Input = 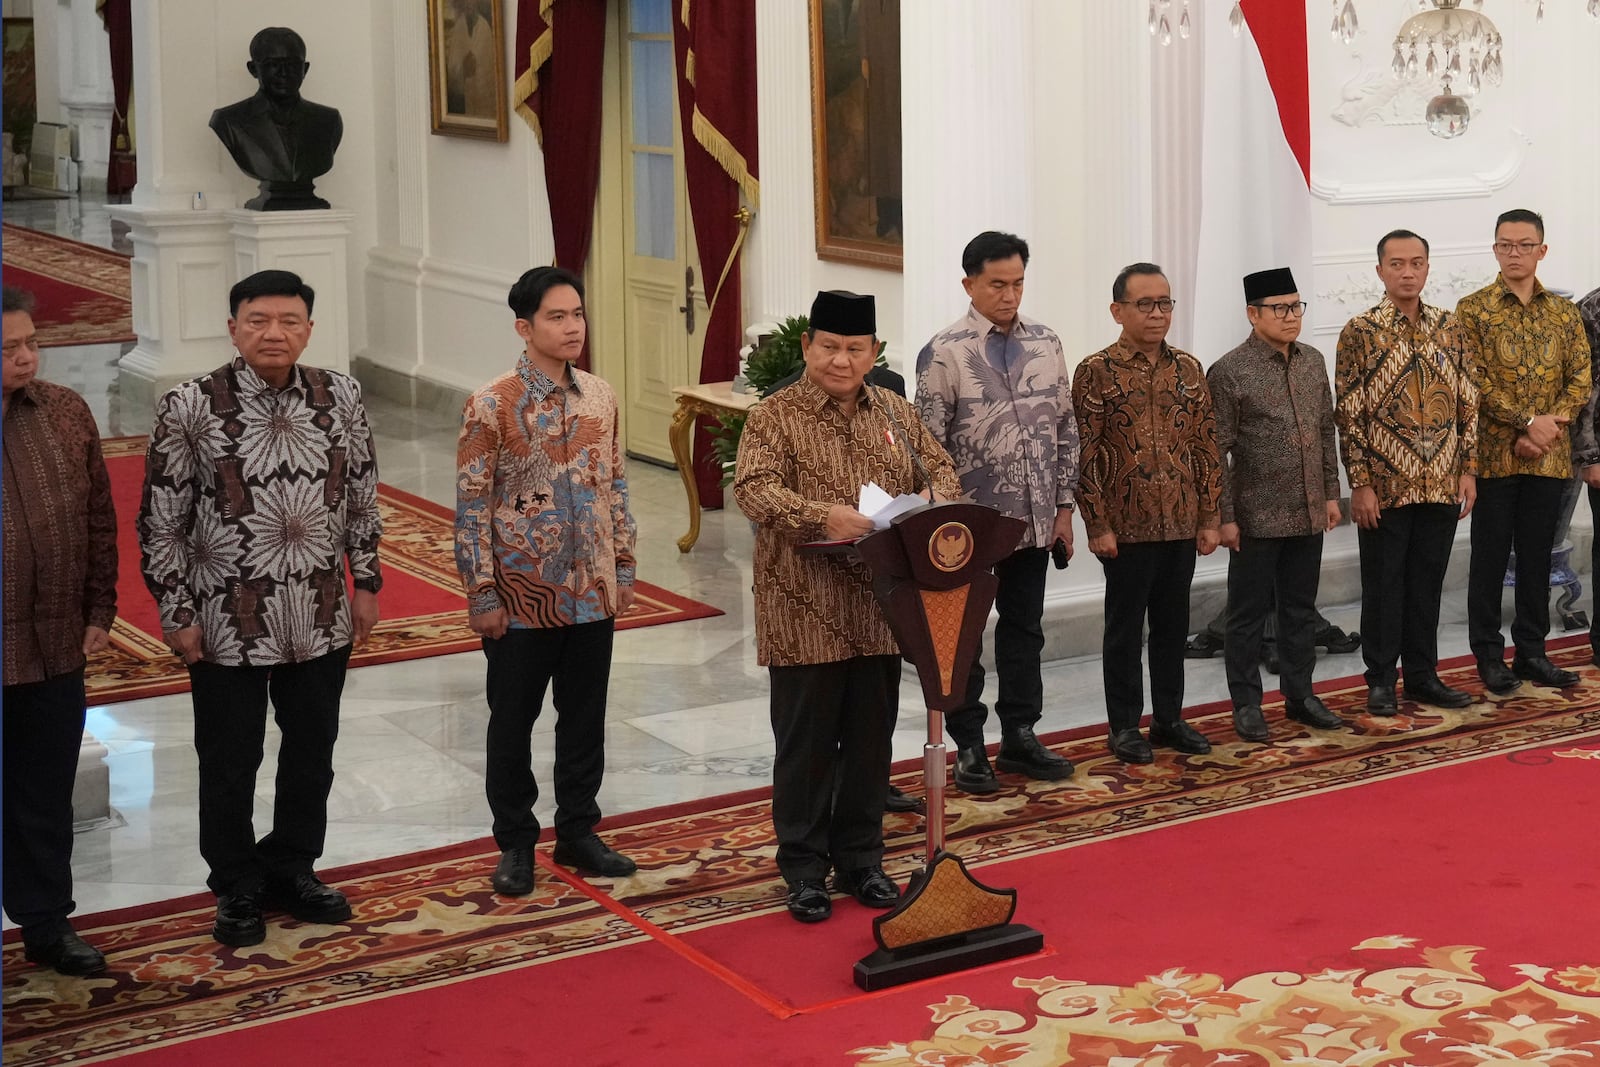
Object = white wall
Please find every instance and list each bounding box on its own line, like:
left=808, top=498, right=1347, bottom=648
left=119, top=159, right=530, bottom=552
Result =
left=1307, top=0, right=1600, bottom=346
left=745, top=0, right=906, bottom=370
left=364, top=4, right=554, bottom=395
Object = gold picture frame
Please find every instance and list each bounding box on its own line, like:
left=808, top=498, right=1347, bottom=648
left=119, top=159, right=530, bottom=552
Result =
left=427, top=0, right=509, bottom=142
left=809, top=0, right=903, bottom=270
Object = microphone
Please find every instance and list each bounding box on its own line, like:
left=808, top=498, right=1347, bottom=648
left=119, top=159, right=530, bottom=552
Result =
left=870, top=384, right=939, bottom=504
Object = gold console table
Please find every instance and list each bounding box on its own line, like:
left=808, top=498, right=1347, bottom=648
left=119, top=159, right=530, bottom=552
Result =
left=668, top=381, right=759, bottom=552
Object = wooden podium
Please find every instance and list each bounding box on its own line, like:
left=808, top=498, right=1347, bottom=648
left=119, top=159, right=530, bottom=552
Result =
left=851, top=502, right=1044, bottom=990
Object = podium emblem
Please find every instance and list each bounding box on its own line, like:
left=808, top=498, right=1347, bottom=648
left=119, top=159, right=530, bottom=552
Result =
left=928, top=522, right=974, bottom=573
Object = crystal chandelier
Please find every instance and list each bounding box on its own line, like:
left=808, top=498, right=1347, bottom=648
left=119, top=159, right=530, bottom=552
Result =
left=1393, top=0, right=1502, bottom=138
left=1328, top=0, right=1600, bottom=138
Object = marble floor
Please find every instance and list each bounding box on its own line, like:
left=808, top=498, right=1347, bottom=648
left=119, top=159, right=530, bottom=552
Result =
left=0, top=193, right=1544, bottom=924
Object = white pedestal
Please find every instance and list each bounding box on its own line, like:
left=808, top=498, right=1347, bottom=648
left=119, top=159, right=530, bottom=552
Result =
left=108, top=204, right=235, bottom=412
left=224, top=209, right=355, bottom=375
left=72, top=732, right=114, bottom=832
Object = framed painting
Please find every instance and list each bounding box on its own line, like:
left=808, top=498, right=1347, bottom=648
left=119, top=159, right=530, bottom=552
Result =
left=3, top=18, right=37, bottom=160
left=427, top=0, right=509, bottom=141
left=808, top=0, right=903, bottom=270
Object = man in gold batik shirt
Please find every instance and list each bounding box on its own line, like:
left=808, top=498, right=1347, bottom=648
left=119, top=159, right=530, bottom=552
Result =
left=1455, top=208, right=1592, bottom=696
left=734, top=290, right=962, bottom=926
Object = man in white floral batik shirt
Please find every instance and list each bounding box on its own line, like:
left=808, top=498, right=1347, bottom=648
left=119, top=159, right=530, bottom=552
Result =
left=915, top=231, right=1080, bottom=794
left=138, top=269, right=382, bottom=949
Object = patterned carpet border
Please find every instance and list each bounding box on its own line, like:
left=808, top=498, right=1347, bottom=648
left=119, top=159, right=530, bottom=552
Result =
left=4, top=641, right=1598, bottom=1065
left=0, top=223, right=136, bottom=348
left=86, top=437, right=724, bottom=705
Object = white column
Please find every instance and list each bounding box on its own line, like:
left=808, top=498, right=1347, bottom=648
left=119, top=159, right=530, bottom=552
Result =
left=901, top=1, right=1036, bottom=361
left=108, top=1, right=241, bottom=410
left=57, top=0, right=116, bottom=191
left=745, top=0, right=813, bottom=328
left=361, top=3, right=429, bottom=380
left=124, top=1, right=234, bottom=211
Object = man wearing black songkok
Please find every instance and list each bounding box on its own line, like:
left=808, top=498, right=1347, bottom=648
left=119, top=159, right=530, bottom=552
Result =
left=1208, top=268, right=1345, bottom=742
left=734, top=291, right=963, bottom=924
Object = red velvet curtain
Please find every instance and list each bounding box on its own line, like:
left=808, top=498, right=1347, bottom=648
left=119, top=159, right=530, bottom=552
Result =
left=673, top=0, right=759, bottom=508
left=514, top=0, right=607, bottom=369
left=97, top=0, right=135, bottom=195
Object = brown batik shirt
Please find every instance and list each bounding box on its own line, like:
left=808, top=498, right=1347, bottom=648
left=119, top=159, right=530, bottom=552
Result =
left=1335, top=296, right=1479, bottom=509
left=1208, top=332, right=1340, bottom=538
left=137, top=356, right=383, bottom=667
left=1071, top=338, right=1221, bottom=543
left=733, top=375, right=963, bottom=667
left=2, top=379, right=118, bottom=685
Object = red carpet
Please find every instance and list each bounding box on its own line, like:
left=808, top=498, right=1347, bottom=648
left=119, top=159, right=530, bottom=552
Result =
left=0, top=223, right=137, bottom=348
left=88, top=436, right=724, bottom=704
left=6, top=641, right=1599, bottom=1065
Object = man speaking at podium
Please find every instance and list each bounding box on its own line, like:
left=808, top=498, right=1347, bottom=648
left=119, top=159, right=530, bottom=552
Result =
left=735, top=290, right=963, bottom=925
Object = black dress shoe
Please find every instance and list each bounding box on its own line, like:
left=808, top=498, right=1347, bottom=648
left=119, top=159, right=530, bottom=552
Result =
left=1149, top=719, right=1212, bottom=754
left=491, top=848, right=535, bottom=896
left=24, top=929, right=106, bottom=976
left=1285, top=696, right=1344, bottom=730
left=995, top=726, right=1075, bottom=780
left=1513, top=656, right=1580, bottom=688
left=1231, top=704, right=1269, bottom=742
left=884, top=785, right=925, bottom=813
left=834, top=865, right=901, bottom=908
left=953, top=746, right=1000, bottom=794
left=1315, top=625, right=1362, bottom=654
left=1107, top=728, right=1154, bottom=764
left=266, top=872, right=352, bottom=923
left=786, top=880, right=832, bottom=923
left=1366, top=684, right=1399, bottom=715
left=553, top=834, right=638, bottom=877
left=1405, top=677, right=1473, bottom=708
left=1184, top=631, right=1224, bottom=658
left=213, top=889, right=266, bottom=947
left=1262, top=647, right=1281, bottom=675
left=1478, top=659, right=1523, bottom=695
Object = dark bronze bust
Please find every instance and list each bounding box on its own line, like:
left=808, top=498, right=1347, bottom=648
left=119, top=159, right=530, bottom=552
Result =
left=210, top=27, right=342, bottom=211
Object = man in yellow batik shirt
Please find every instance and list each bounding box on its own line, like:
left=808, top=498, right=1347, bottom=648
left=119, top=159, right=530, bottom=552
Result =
left=1455, top=208, right=1592, bottom=695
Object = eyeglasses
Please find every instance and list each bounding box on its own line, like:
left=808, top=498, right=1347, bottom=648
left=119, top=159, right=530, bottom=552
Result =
left=1251, top=301, right=1308, bottom=319
left=1118, top=298, right=1176, bottom=315
left=1492, top=241, right=1543, bottom=256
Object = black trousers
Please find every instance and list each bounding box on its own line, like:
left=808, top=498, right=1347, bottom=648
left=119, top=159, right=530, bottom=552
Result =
left=1224, top=532, right=1323, bottom=708
left=189, top=645, right=351, bottom=896
left=483, top=619, right=614, bottom=851
left=1591, top=485, right=1600, bottom=660
left=2, top=669, right=86, bottom=944
left=1101, top=540, right=1196, bottom=734
left=944, top=546, right=1047, bottom=749
left=1358, top=502, right=1458, bottom=688
left=768, top=655, right=898, bottom=883
left=1468, top=474, right=1566, bottom=664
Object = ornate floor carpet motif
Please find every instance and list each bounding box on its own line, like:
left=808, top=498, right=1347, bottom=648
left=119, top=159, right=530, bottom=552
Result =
left=87, top=437, right=724, bottom=704
left=0, top=223, right=137, bottom=348
left=5, top=642, right=1596, bottom=1065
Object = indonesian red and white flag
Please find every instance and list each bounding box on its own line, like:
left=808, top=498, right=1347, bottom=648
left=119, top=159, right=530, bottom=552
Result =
left=1190, top=0, right=1313, bottom=363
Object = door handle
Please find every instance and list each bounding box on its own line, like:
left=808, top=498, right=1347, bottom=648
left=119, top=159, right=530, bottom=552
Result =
left=678, top=266, right=696, bottom=334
